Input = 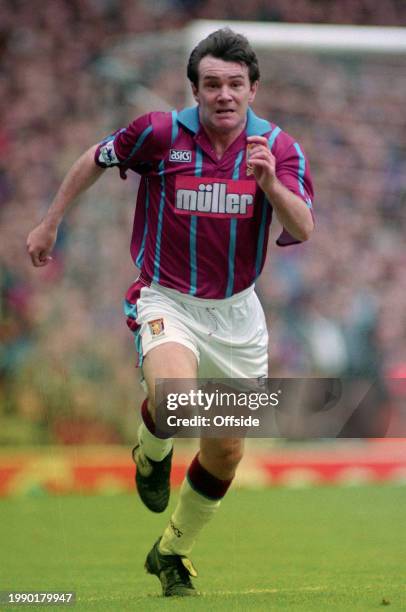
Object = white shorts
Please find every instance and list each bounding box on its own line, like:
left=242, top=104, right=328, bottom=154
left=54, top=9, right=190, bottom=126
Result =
left=125, top=280, right=268, bottom=379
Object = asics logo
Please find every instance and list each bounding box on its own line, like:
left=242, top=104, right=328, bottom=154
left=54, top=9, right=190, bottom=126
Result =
left=169, top=149, right=192, bottom=163
left=170, top=520, right=183, bottom=538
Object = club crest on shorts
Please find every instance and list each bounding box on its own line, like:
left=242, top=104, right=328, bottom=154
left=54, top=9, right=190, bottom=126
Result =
left=148, top=318, right=165, bottom=336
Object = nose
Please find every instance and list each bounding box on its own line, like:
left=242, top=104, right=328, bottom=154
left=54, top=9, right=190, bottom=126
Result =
left=217, top=85, right=233, bottom=101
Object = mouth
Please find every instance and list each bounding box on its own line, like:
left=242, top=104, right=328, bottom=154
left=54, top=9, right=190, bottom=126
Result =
left=215, top=109, right=235, bottom=116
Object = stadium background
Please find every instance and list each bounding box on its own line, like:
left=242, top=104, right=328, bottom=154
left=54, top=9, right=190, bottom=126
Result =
left=1, top=2, right=406, bottom=609
left=0, top=2, right=406, bottom=494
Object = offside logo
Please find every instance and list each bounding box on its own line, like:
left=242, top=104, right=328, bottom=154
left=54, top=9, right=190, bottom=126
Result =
left=174, top=176, right=256, bottom=219
left=169, top=149, right=192, bottom=163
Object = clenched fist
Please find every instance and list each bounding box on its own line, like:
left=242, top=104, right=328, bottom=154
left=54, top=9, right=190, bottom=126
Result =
left=26, top=222, right=57, bottom=267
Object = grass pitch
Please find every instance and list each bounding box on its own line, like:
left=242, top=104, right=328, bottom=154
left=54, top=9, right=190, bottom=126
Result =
left=0, top=485, right=405, bottom=611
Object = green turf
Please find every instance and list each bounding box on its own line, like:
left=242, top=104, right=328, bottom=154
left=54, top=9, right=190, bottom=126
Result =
left=0, top=486, right=405, bottom=610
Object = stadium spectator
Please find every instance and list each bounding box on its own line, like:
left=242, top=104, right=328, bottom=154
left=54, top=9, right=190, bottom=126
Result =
left=1, top=0, right=405, bottom=444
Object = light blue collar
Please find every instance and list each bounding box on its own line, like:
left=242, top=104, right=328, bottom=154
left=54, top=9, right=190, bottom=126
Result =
left=246, top=107, right=272, bottom=136
left=176, top=106, right=272, bottom=136
left=177, top=106, right=200, bottom=133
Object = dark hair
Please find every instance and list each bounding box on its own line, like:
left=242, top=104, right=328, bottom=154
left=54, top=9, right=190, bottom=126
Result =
left=187, top=28, right=260, bottom=87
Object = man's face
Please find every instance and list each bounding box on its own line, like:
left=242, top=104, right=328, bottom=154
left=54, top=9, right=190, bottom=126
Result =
left=192, top=55, right=258, bottom=136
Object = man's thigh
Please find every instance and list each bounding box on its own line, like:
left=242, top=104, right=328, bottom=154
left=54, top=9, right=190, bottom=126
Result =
left=142, top=342, right=198, bottom=417
left=196, top=291, right=269, bottom=379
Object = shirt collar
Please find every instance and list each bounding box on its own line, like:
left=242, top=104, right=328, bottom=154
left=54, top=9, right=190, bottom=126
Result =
left=176, top=105, right=272, bottom=136
left=246, top=107, right=272, bottom=136
left=177, top=106, right=200, bottom=133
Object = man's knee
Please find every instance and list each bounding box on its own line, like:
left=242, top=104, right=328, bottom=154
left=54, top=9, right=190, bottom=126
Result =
left=200, top=439, right=244, bottom=476
left=142, top=342, right=198, bottom=422
left=217, top=441, right=244, bottom=471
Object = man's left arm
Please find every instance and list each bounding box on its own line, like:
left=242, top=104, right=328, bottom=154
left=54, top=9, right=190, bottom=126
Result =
left=247, top=135, right=314, bottom=242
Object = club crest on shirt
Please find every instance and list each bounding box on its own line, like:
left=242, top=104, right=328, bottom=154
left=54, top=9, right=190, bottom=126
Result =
left=148, top=318, right=165, bottom=337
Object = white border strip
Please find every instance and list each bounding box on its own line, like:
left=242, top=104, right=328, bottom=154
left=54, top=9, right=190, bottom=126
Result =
left=186, top=20, right=406, bottom=54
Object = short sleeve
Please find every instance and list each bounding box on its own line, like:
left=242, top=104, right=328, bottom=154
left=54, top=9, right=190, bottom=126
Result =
left=275, top=141, right=314, bottom=247
left=94, top=112, right=172, bottom=176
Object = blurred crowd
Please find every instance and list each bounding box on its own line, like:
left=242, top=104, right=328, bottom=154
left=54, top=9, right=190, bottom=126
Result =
left=0, top=0, right=405, bottom=443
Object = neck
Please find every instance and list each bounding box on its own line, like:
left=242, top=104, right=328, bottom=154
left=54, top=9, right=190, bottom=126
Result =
left=205, top=128, right=243, bottom=159
left=201, top=121, right=246, bottom=159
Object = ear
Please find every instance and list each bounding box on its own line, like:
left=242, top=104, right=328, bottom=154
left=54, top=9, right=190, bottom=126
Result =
left=248, top=81, right=259, bottom=104
left=191, top=83, right=199, bottom=103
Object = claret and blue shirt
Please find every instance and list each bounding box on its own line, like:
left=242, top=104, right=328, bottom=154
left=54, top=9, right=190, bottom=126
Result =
left=95, top=106, right=314, bottom=323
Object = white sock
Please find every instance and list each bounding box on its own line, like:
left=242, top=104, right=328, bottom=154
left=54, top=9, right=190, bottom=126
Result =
left=159, top=477, right=221, bottom=557
left=138, top=422, right=173, bottom=462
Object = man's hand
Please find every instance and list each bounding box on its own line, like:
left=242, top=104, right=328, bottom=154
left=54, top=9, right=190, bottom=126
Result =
left=247, top=136, right=314, bottom=242
left=26, top=221, right=58, bottom=267
left=26, top=144, right=104, bottom=268
left=246, top=135, right=277, bottom=193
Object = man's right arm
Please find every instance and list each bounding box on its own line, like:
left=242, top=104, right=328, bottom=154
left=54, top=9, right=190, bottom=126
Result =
left=27, top=144, right=105, bottom=267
